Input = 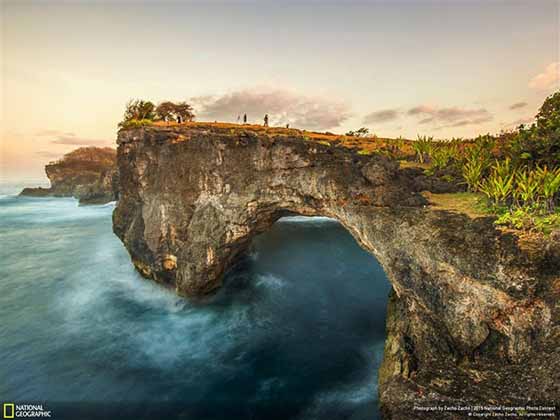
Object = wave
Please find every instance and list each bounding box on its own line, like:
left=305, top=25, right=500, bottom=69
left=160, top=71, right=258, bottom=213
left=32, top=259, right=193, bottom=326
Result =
left=255, top=273, right=286, bottom=290
left=298, top=341, right=385, bottom=420
left=99, top=200, right=117, bottom=208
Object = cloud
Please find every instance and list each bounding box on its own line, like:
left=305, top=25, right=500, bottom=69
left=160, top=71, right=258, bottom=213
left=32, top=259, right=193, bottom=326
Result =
left=448, top=116, right=493, bottom=127
left=529, top=62, right=559, bottom=90
left=50, top=133, right=110, bottom=146
left=35, top=129, right=75, bottom=137
left=407, top=105, right=435, bottom=116
left=418, top=117, right=434, bottom=125
left=362, top=109, right=399, bottom=124
left=509, top=102, right=527, bottom=110
left=191, top=88, right=351, bottom=130
left=407, top=104, right=492, bottom=128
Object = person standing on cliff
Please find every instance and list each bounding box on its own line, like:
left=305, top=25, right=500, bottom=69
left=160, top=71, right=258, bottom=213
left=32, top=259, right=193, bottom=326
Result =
left=264, top=114, right=269, bottom=127
left=243, top=114, right=247, bottom=124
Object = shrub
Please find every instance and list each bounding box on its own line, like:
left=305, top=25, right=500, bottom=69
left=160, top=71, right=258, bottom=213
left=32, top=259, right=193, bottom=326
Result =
left=118, top=119, right=154, bottom=129
left=119, top=99, right=156, bottom=127
left=508, top=91, right=560, bottom=166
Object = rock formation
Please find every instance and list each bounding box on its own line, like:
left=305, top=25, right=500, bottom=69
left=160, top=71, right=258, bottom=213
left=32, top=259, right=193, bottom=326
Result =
left=113, top=124, right=559, bottom=418
left=20, top=147, right=118, bottom=204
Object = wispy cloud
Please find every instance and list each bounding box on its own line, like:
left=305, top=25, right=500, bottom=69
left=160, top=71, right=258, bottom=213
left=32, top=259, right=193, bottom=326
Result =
left=407, top=104, right=492, bottom=128
left=362, top=109, right=399, bottom=124
left=407, top=105, right=435, bottom=116
left=47, top=133, right=110, bottom=146
left=191, top=88, right=351, bottom=130
left=35, top=129, right=76, bottom=137
left=509, top=102, right=527, bottom=110
left=529, top=62, right=559, bottom=90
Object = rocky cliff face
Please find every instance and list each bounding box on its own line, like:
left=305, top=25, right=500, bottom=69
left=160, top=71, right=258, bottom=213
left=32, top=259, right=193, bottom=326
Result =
left=113, top=124, right=559, bottom=418
left=20, top=147, right=118, bottom=204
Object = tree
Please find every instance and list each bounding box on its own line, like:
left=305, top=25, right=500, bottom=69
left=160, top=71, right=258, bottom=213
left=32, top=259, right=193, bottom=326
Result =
left=536, top=90, right=560, bottom=129
left=155, top=101, right=195, bottom=123
left=155, top=101, right=176, bottom=122
left=120, top=99, right=156, bottom=127
left=173, top=102, right=195, bottom=122
left=511, top=90, right=560, bottom=166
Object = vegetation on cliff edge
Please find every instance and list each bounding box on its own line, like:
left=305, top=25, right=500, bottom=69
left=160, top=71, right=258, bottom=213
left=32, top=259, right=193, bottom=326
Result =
left=116, top=92, right=559, bottom=232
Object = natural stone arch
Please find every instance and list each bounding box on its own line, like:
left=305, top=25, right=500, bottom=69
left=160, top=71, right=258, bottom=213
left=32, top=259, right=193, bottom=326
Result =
left=113, top=125, right=558, bottom=417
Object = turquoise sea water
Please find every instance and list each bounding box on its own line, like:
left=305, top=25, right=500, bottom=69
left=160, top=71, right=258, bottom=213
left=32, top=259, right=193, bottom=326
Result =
left=0, top=182, right=390, bottom=420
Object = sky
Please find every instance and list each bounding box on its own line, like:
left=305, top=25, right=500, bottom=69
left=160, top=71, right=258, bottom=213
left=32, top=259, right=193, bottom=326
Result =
left=1, top=0, right=559, bottom=180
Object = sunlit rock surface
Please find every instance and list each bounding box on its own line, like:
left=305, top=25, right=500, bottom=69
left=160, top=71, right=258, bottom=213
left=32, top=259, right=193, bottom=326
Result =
left=113, top=124, right=559, bottom=418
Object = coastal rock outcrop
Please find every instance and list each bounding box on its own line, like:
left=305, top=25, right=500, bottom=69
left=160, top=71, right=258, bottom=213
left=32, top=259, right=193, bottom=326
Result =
left=113, top=124, right=559, bottom=418
left=20, top=147, right=118, bottom=204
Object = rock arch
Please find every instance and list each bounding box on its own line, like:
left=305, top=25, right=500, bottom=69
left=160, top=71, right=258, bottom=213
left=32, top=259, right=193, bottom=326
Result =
left=113, top=124, right=558, bottom=416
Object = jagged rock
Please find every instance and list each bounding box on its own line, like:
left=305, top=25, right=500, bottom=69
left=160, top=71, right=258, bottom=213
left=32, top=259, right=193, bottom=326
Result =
left=113, top=124, right=559, bottom=418
left=20, top=147, right=118, bottom=204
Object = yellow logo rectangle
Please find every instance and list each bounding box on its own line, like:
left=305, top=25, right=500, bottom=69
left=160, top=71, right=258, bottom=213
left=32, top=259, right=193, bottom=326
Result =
left=3, top=403, right=14, bottom=419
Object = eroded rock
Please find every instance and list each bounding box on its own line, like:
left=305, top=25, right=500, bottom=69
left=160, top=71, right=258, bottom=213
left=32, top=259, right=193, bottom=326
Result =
left=113, top=124, right=559, bottom=417
left=20, top=147, right=118, bottom=204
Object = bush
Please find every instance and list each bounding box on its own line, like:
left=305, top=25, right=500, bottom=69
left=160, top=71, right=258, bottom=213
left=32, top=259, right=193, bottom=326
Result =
left=118, top=119, right=154, bottom=129
left=508, top=91, right=560, bottom=166
left=119, top=99, right=156, bottom=128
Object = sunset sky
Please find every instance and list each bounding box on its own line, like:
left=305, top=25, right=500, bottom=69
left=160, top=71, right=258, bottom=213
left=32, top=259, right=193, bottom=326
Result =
left=1, top=0, right=559, bottom=180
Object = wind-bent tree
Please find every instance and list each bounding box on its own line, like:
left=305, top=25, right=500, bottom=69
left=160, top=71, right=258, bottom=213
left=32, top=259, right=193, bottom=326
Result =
left=155, top=101, right=196, bottom=123
left=173, top=102, right=195, bottom=122
left=119, top=99, right=156, bottom=127
left=155, top=101, right=176, bottom=122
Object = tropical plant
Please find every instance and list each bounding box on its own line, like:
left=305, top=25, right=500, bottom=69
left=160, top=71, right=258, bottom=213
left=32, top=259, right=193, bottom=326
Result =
left=535, top=166, right=560, bottom=211
left=413, top=135, right=433, bottom=164
left=479, top=161, right=514, bottom=206
left=462, top=155, right=487, bottom=192
left=429, top=143, right=454, bottom=171
left=515, top=169, right=540, bottom=206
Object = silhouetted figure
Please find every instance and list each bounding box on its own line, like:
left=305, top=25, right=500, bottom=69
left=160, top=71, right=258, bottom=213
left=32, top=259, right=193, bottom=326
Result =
left=177, top=115, right=182, bottom=123
left=264, top=114, right=269, bottom=127
left=243, top=114, right=247, bottom=124
left=286, top=123, right=289, bottom=128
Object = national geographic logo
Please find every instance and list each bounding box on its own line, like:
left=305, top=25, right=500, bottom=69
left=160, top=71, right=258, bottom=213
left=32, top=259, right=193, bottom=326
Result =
left=3, top=404, right=13, bottom=419
left=2, top=403, right=51, bottom=418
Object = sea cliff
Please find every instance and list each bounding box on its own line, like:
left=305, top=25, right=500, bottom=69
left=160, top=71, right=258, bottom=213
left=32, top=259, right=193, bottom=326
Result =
left=113, top=123, right=559, bottom=418
left=20, top=147, right=118, bottom=204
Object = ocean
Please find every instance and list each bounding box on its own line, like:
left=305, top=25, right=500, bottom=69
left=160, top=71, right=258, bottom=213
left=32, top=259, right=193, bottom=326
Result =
left=0, top=182, right=390, bottom=420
